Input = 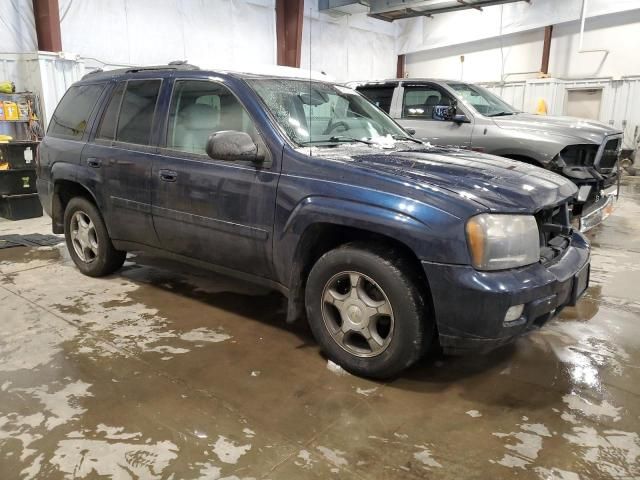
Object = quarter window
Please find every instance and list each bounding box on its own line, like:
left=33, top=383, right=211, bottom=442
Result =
left=167, top=80, right=257, bottom=156
left=48, top=84, right=105, bottom=139
left=402, top=86, right=455, bottom=120
left=115, top=80, right=161, bottom=145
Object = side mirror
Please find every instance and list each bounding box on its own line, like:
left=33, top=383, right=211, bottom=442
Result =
left=405, top=127, right=416, bottom=135
left=452, top=114, right=470, bottom=124
left=433, top=105, right=456, bottom=121
left=206, top=130, right=264, bottom=162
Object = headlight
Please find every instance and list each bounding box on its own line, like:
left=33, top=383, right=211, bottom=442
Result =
left=466, top=214, right=540, bottom=270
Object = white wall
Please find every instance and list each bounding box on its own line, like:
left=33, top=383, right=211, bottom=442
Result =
left=0, top=0, right=37, bottom=53
left=402, top=1, right=640, bottom=82
left=404, top=29, right=543, bottom=83
left=300, top=1, right=397, bottom=82
left=550, top=10, right=640, bottom=79
left=59, top=0, right=277, bottom=71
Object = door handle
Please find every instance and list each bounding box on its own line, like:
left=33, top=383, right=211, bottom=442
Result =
left=87, top=157, right=101, bottom=168
left=159, top=169, right=177, bottom=182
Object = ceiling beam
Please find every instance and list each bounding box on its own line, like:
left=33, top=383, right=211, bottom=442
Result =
left=457, top=0, right=483, bottom=11
left=369, top=0, right=529, bottom=20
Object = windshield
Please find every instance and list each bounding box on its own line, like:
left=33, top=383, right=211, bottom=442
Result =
left=447, top=82, right=519, bottom=117
left=247, top=79, right=407, bottom=146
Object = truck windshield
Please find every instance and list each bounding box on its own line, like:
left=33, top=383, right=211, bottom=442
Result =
left=247, top=79, right=407, bottom=147
left=447, top=82, right=519, bottom=117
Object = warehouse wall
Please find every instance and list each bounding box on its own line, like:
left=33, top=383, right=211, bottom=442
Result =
left=300, top=0, right=397, bottom=83
left=0, top=0, right=37, bottom=53
left=401, top=0, right=640, bottom=82
left=59, top=0, right=276, bottom=71
left=404, top=10, right=640, bottom=82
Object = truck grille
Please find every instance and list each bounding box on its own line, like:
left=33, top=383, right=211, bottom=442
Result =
left=535, top=202, right=572, bottom=264
left=597, top=137, right=621, bottom=173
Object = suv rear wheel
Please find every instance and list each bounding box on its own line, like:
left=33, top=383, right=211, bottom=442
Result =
left=305, top=243, right=433, bottom=379
left=64, top=197, right=126, bottom=277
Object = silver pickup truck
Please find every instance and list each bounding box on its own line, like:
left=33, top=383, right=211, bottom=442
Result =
left=355, top=79, right=622, bottom=231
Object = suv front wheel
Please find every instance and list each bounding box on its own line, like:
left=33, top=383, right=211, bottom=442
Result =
left=305, top=243, right=433, bottom=379
left=64, top=197, right=126, bottom=277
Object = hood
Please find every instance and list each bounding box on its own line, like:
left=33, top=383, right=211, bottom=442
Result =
left=492, top=113, right=622, bottom=145
left=309, top=144, right=577, bottom=213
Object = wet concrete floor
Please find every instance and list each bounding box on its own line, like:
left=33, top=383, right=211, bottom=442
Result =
left=0, top=179, right=639, bottom=479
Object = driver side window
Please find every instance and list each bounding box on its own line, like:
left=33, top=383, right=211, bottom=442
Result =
left=167, top=80, right=257, bottom=156
left=402, top=86, right=456, bottom=121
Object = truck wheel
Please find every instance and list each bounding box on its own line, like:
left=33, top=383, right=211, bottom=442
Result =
left=305, top=243, right=433, bottom=379
left=64, top=197, right=126, bottom=277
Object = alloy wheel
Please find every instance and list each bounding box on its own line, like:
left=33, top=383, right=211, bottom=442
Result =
left=321, top=271, right=395, bottom=357
left=70, top=211, right=99, bottom=263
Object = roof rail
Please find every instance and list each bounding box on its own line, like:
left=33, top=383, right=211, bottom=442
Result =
left=125, top=62, right=200, bottom=73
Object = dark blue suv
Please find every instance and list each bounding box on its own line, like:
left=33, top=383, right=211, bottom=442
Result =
left=37, top=64, right=590, bottom=378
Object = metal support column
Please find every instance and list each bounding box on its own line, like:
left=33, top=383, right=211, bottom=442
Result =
left=33, top=0, right=62, bottom=52
left=397, top=54, right=406, bottom=78
left=541, top=25, right=553, bottom=75
left=276, top=0, right=304, bottom=68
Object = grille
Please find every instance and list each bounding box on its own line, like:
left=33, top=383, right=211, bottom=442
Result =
left=597, top=138, right=620, bottom=173
left=536, top=202, right=572, bottom=264
left=558, top=144, right=598, bottom=167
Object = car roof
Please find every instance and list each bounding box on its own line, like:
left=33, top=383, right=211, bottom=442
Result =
left=354, top=79, right=465, bottom=85
left=79, top=62, right=335, bottom=85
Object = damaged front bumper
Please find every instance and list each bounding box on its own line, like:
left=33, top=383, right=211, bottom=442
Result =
left=578, top=185, right=617, bottom=232
left=557, top=165, right=619, bottom=232
left=422, top=231, right=590, bottom=355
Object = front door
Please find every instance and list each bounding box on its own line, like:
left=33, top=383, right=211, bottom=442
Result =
left=151, top=79, right=278, bottom=278
left=83, top=78, right=163, bottom=247
left=396, top=83, right=473, bottom=148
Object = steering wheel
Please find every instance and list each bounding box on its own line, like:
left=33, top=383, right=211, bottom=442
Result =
left=323, top=120, right=349, bottom=135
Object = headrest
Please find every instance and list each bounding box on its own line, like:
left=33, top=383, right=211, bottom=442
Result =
left=425, top=95, right=440, bottom=107
left=179, top=103, right=218, bottom=130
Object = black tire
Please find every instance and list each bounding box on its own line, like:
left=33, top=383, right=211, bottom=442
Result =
left=305, top=242, right=433, bottom=379
left=64, top=197, right=126, bottom=277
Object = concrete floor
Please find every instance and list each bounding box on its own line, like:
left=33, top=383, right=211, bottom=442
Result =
left=0, top=180, right=639, bottom=480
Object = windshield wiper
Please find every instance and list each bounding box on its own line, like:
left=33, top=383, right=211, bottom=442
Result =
left=328, top=136, right=375, bottom=145
left=392, top=134, right=423, bottom=144
left=299, top=136, right=375, bottom=146
left=488, top=111, right=517, bottom=117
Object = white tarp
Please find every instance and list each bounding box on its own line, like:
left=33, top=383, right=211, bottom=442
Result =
left=301, top=1, right=397, bottom=83
left=59, top=0, right=277, bottom=71
left=397, top=0, right=640, bottom=55
left=0, top=0, right=37, bottom=53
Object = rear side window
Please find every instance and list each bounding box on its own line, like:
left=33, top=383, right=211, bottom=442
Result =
left=96, top=82, right=125, bottom=141
left=115, top=80, right=161, bottom=145
left=356, top=85, right=395, bottom=113
left=48, top=84, right=105, bottom=139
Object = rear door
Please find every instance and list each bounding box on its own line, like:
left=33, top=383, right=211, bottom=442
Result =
left=396, top=83, right=473, bottom=148
left=151, top=78, right=278, bottom=278
left=82, top=78, right=164, bottom=247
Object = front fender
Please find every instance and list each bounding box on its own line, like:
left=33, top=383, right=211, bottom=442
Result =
left=283, top=194, right=430, bottom=250
left=274, top=194, right=470, bottom=286
left=486, top=129, right=570, bottom=164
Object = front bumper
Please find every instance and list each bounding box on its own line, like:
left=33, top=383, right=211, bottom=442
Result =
left=422, top=231, right=590, bottom=354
